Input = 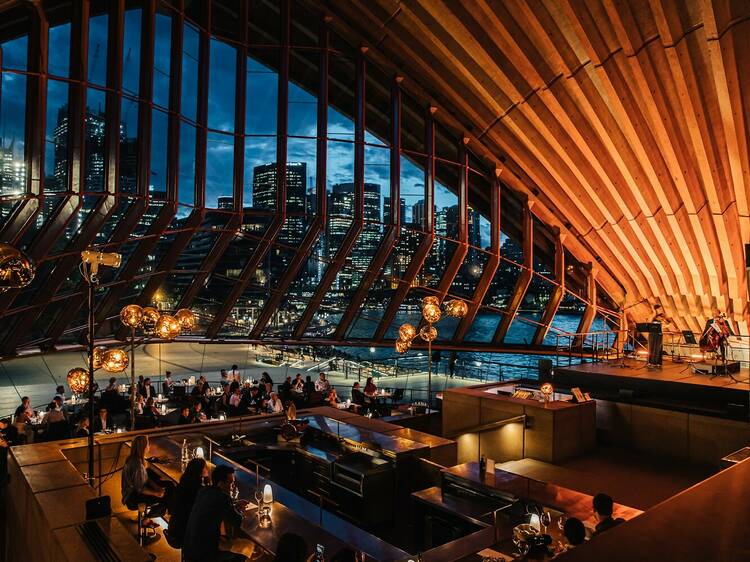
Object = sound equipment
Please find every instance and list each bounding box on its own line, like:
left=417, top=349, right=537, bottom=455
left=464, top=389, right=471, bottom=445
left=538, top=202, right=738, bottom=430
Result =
left=691, top=361, right=741, bottom=375
left=636, top=322, right=662, bottom=334
left=85, top=495, right=112, bottom=520
left=538, top=359, right=553, bottom=381
left=647, top=331, right=663, bottom=365
left=682, top=331, right=697, bottom=345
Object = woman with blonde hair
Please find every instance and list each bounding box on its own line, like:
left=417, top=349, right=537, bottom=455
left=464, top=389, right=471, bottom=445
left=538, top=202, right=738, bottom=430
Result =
left=121, top=435, right=170, bottom=522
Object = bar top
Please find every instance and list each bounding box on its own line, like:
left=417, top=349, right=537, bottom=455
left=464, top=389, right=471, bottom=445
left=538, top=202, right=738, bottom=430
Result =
left=146, top=435, right=410, bottom=561
left=301, top=414, right=430, bottom=457
left=445, top=384, right=589, bottom=411
left=443, top=462, right=642, bottom=523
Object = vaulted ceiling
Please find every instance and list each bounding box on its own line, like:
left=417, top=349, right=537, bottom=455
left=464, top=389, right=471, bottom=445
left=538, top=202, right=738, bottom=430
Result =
left=324, top=0, right=750, bottom=334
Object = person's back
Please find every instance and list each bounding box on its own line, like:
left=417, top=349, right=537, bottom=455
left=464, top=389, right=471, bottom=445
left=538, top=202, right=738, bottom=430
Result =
left=273, top=532, right=308, bottom=562
left=168, top=480, right=201, bottom=546
left=182, top=465, right=243, bottom=562
left=592, top=493, right=624, bottom=536
left=351, top=385, right=365, bottom=405
left=182, top=487, right=232, bottom=560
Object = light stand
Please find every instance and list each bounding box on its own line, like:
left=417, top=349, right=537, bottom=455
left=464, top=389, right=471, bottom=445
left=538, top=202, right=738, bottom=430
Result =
left=396, top=297, right=467, bottom=409
left=80, top=249, right=122, bottom=487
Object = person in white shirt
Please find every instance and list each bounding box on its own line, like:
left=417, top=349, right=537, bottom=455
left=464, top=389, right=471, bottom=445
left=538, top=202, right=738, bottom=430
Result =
left=229, top=386, right=242, bottom=409
left=314, top=372, right=330, bottom=393
left=267, top=392, right=283, bottom=414
left=164, top=371, right=174, bottom=393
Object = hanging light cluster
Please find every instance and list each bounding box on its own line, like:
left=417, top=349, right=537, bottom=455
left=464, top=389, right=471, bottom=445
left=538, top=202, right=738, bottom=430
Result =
left=395, top=296, right=468, bottom=353
left=119, top=303, right=195, bottom=341
left=66, top=367, right=90, bottom=394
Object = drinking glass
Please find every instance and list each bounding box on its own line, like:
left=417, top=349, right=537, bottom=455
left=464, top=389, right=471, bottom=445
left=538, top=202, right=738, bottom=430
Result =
left=540, top=511, right=552, bottom=531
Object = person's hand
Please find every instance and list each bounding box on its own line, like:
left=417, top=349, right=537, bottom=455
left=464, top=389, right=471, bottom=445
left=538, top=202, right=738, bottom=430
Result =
left=157, top=488, right=166, bottom=498
left=235, top=499, right=251, bottom=511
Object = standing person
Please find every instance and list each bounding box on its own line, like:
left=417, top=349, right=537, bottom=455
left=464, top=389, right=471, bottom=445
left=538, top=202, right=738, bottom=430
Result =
left=182, top=465, right=247, bottom=562
left=164, top=371, right=175, bottom=395
left=230, top=364, right=241, bottom=383
left=137, top=376, right=146, bottom=397
left=220, top=369, right=230, bottom=389
left=592, top=493, right=624, bottom=536
left=167, top=458, right=208, bottom=548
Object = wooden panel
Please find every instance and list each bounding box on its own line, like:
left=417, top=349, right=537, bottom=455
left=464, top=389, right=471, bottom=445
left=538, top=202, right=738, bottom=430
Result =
left=524, top=407, right=555, bottom=462
left=630, top=405, right=689, bottom=459
left=479, top=421, right=525, bottom=463
left=687, top=414, right=750, bottom=466
left=442, top=392, right=482, bottom=435
left=328, top=0, right=750, bottom=333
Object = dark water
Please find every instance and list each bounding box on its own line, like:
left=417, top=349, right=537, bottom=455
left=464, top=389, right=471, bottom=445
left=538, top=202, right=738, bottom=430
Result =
left=335, top=313, right=609, bottom=381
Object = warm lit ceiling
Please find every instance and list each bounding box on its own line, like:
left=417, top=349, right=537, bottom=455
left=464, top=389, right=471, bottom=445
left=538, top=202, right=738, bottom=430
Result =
left=324, top=0, right=750, bottom=334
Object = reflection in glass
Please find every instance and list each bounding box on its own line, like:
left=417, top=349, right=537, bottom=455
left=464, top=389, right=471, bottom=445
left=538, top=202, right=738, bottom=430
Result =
left=208, top=38, right=236, bottom=132
left=246, top=54, right=278, bottom=135
left=48, top=24, right=71, bottom=77
left=150, top=108, right=168, bottom=197
left=0, top=71, right=27, bottom=198
left=44, top=79, right=69, bottom=193
left=119, top=97, right=139, bottom=193
left=153, top=13, right=172, bottom=109
left=205, top=132, right=235, bottom=208
left=122, top=9, right=142, bottom=96
left=181, top=23, right=199, bottom=121
left=84, top=88, right=106, bottom=192
left=88, top=14, right=108, bottom=86
left=178, top=121, right=196, bottom=206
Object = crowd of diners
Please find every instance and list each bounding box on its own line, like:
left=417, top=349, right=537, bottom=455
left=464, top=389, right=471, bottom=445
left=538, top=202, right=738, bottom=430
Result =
left=124, top=434, right=363, bottom=561
left=5, top=365, right=393, bottom=445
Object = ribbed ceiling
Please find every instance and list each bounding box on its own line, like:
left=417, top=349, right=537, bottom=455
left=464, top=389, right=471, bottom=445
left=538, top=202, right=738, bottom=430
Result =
left=325, top=0, right=750, bottom=333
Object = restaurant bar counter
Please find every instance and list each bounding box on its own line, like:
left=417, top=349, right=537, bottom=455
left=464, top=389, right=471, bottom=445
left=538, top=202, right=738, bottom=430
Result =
left=4, top=407, right=452, bottom=562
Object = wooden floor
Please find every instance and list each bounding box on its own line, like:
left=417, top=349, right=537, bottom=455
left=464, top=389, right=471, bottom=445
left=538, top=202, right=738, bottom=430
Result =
left=556, top=357, right=750, bottom=390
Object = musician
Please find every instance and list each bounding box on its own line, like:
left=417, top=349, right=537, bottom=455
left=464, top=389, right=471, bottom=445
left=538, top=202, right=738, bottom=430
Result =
left=701, top=312, right=733, bottom=362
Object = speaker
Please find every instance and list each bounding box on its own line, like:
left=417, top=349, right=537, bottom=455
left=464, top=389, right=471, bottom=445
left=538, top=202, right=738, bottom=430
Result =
left=538, top=359, right=553, bottom=381
left=85, top=495, right=111, bottom=520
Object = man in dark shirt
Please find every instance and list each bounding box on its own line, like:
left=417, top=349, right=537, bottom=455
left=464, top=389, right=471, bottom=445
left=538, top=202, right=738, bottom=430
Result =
left=351, top=382, right=365, bottom=406
left=182, top=465, right=246, bottom=562
left=177, top=406, right=194, bottom=425
left=242, top=386, right=263, bottom=413
left=592, top=493, right=624, bottom=536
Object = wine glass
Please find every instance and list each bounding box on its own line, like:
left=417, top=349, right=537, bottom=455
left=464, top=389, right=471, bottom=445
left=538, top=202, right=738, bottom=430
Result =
left=230, top=481, right=240, bottom=502
left=540, top=511, right=552, bottom=532
left=254, top=487, right=264, bottom=507
left=557, top=514, right=567, bottom=531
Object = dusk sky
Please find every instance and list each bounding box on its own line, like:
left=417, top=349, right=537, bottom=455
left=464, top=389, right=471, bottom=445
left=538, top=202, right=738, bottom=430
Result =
left=1, top=9, right=490, bottom=246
